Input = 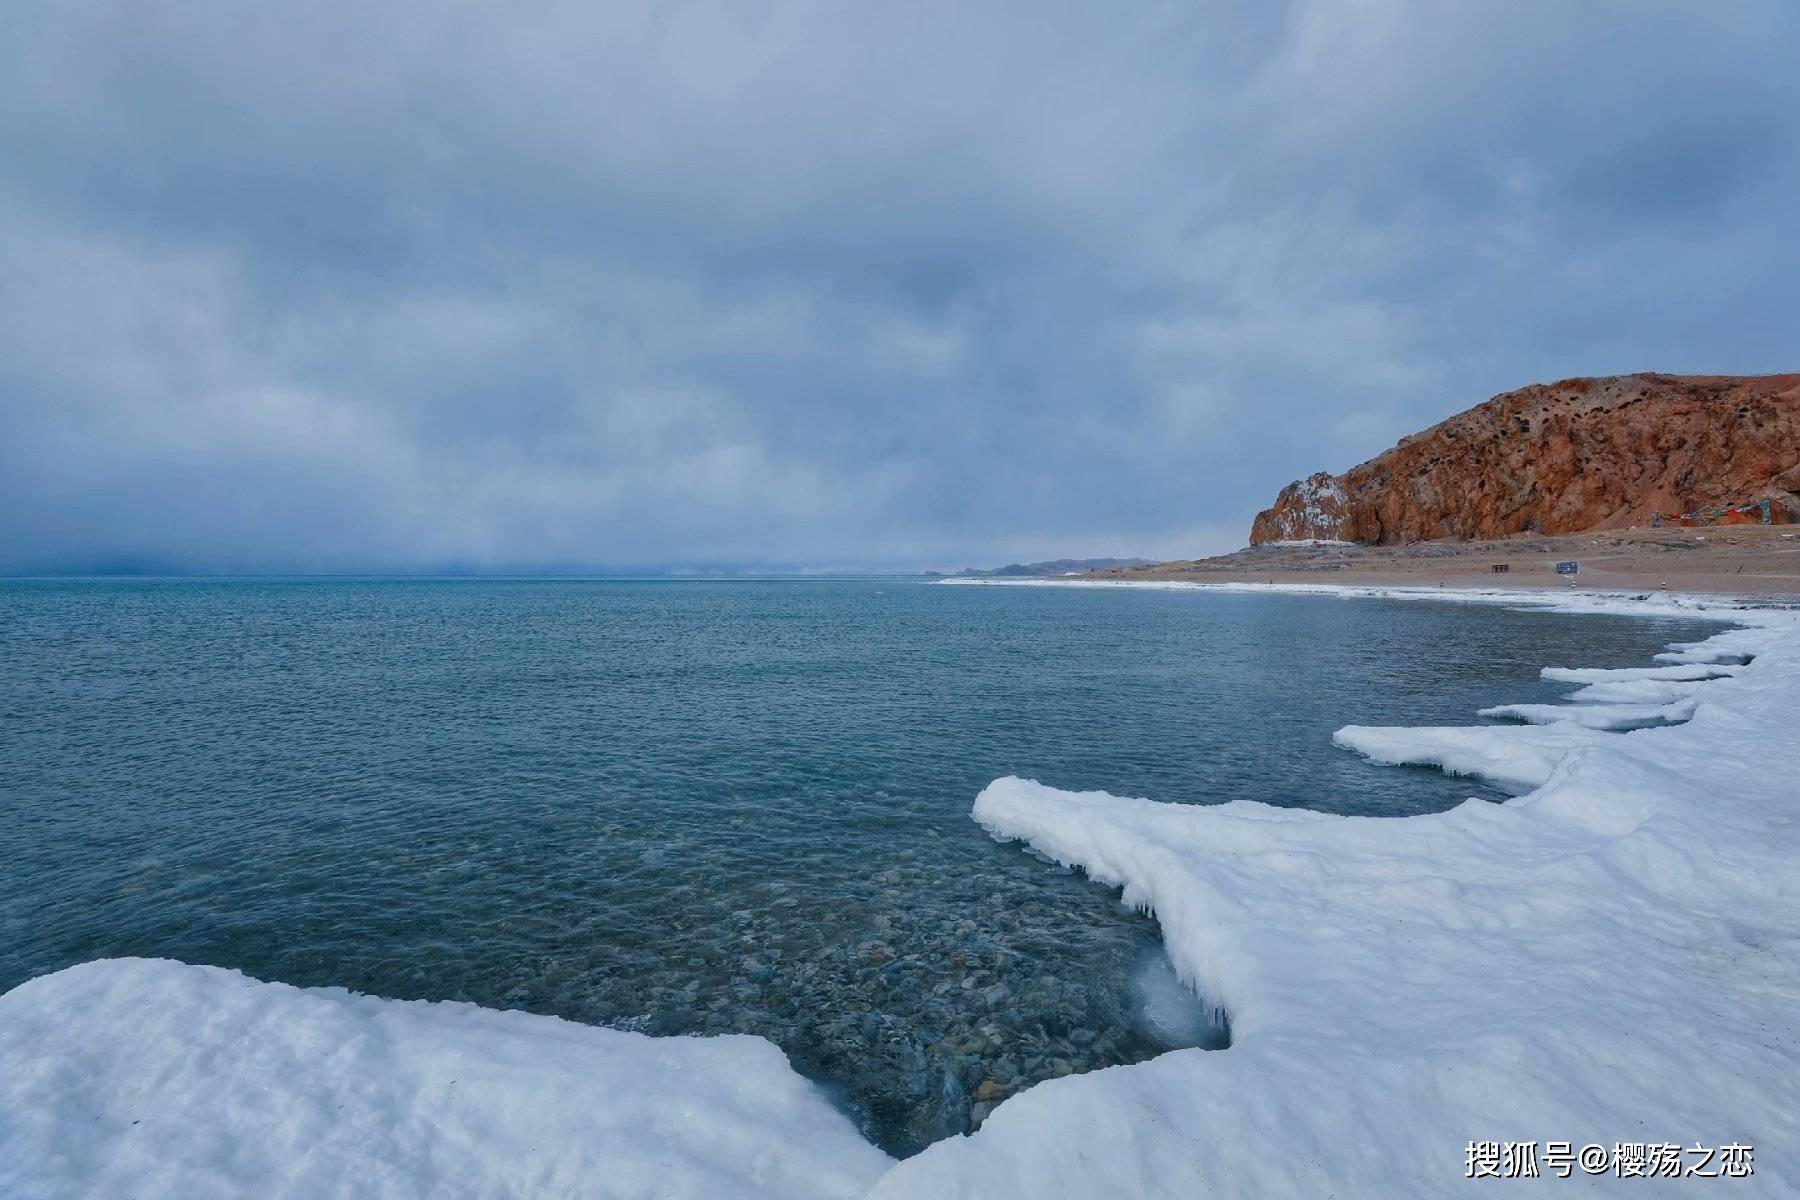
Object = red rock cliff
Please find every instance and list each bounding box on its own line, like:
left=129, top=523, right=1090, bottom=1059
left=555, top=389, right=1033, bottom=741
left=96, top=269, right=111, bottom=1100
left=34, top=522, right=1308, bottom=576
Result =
left=1250, top=373, right=1800, bottom=545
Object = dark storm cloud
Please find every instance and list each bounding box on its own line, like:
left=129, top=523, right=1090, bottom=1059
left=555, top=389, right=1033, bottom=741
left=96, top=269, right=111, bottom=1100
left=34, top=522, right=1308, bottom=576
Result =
left=3, top=0, right=1796, bottom=572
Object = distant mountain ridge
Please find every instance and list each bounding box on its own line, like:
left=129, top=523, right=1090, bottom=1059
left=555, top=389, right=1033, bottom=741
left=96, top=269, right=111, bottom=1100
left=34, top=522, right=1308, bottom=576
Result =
left=1251, top=373, right=1800, bottom=545
left=950, top=557, right=1156, bottom=578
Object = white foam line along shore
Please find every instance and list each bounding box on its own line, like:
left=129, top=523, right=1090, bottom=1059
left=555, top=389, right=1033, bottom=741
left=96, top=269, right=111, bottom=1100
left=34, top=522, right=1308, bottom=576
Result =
left=3, top=582, right=1797, bottom=1197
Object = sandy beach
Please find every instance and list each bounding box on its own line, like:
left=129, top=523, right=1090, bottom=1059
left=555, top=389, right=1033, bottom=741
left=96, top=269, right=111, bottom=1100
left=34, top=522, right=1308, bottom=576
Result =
left=1082, top=524, right=1800, bottom=598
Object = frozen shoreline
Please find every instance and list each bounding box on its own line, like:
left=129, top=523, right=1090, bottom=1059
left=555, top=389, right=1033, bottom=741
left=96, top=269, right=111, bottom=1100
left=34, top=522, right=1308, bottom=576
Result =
left=966, top=523, right=1800, bottom=598
left=0, top=958, right=893, bottom=1200
left=934, top=572, right=1789, bottom=611
left=4, top=583, right=1796, bottom=1196
left=884, top=581, right=1799, bottom=1196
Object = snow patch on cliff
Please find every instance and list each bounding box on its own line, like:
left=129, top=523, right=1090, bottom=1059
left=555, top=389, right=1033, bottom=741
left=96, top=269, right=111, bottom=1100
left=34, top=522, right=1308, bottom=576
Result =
left=1261, top=473, right=1349, bottom=541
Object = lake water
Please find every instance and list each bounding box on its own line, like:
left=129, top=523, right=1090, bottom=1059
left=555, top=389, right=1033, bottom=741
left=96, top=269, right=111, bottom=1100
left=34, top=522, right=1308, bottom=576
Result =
left=0, top=578, right=1718, bottom=1154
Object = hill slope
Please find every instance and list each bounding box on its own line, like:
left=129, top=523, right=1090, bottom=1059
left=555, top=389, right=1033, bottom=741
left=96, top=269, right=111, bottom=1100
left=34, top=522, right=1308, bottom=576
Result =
left=952, top=557, right=1154, bottom=578
left=1251, top=373, right=1800, bottom=545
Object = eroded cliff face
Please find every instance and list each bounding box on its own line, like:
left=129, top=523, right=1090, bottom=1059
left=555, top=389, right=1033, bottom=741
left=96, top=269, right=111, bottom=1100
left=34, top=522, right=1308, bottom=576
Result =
left=1250, top=374, right=1800, bottom=545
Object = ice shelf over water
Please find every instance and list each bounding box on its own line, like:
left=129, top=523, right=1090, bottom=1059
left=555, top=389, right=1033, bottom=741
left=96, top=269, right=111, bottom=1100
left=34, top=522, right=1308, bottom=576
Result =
left=0, top=958, right=892, bottom=1200
left=4, top=584, right=1798, bottom=1198
left=879, top=584, right=1800, bottom=1197
left=1477, top=698, right=1698, bottom=730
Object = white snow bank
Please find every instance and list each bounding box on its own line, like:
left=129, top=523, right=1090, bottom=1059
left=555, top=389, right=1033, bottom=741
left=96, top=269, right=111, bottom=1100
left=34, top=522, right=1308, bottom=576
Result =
left=1655, top=640, right=1754, bottom=666
left=1330, top=720, right=1633, bottom=792
left=1478, top=698, right=1698, bottom=730
left=871, top=586, right=1800, bottom=1198
left=0, top=958, right=891, bottom=1200
left=1541, top=663, right=1742, bottom=683
left=1564, top=677, right=1714, bottom=705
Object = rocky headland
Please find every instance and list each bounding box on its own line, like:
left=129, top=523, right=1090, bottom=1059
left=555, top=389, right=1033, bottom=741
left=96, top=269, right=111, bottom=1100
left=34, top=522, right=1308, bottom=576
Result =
left=1250, top=373, right=1800, bottom=545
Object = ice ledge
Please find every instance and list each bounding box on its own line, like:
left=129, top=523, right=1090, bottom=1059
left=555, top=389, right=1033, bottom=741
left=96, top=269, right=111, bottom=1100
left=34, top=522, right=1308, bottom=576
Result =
left=1476, top=698, right=1698, bottom=729
left=0, top=957, right=892, bottom=1200
left=872, top=592, right=1800, bottom=1198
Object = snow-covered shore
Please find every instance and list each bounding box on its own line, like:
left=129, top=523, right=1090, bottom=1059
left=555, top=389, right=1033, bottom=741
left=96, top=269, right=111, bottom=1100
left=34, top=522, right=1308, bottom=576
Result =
left=0, top=958, right=893, bottom=1200
left=3, top=583, right=1796, bottom=1197
left=882, top=583, right=1798, bottom=1196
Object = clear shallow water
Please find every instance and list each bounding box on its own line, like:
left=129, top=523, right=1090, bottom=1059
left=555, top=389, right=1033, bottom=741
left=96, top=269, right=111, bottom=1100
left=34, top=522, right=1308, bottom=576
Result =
left=0, top=578, right=1718, bottom=1154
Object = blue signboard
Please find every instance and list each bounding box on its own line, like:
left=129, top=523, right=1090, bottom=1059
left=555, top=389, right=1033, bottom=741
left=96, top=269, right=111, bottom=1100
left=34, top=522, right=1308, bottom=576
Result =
left=1555, top=561, right=1579, bottom=575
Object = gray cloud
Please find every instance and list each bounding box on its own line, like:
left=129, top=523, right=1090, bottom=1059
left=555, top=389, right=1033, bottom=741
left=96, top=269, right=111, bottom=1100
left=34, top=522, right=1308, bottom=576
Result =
left=3, top=0, right=1796, bottom=572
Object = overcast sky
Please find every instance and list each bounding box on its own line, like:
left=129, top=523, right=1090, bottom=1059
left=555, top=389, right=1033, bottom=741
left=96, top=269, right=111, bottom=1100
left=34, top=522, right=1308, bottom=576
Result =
left=3, top=1, right=1796, bottom=573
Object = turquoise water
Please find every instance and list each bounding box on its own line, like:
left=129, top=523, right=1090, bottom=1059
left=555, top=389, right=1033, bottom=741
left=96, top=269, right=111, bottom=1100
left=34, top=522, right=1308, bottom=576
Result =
left=0, top=578, right=1717, bottom=1154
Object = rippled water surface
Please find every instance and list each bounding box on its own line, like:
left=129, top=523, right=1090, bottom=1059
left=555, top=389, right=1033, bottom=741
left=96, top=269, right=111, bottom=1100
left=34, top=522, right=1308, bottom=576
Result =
left=0, top=578, right=1717, bottom=1153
